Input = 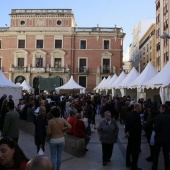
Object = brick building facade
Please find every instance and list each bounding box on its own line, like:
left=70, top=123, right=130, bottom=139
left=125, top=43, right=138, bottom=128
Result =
left=0, top=9, right=125, bottom=92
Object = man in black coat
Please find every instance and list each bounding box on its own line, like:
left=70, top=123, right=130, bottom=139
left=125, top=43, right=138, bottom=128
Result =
left=152, top=104, right=170, bottom=170
left=125, top=102, right=142, bottom=170
left=34, top=106, right=47, bottom=153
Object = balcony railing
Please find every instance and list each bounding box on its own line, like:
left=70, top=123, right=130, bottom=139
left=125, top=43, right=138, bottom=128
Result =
left=100, top=67, right=113, bottom=74
left=11, top=67, right=27, bottom=72
left=31, top=67, right=46, bottom=73
left=78, top=67, right=88, bottom=74
left=50, top=67, right=68, bottom=73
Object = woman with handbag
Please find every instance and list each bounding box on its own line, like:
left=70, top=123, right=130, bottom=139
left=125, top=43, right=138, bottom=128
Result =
left=47, top=107, right=71, bottom=170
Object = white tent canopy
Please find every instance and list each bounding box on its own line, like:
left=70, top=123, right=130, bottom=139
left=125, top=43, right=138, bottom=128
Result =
left=106, top=74, right=118, bottom=89
left=128, top=62, right=158, bottom=89
left=55, top=76, right=85, bottom=93
left=143, top=60, right=170, bottom=89
left=111, top=71, right=127, bottom=88
left=0, top=70, right=22, bottom=106
left=99, top=76, right=111, bottom=89
left=117, top=68, right=139, bottom=97
left=117, top=67, right=140, bottom=88
left=20, top=80, right=33, bottom=92
left=94, top=77, right=106, bottom=91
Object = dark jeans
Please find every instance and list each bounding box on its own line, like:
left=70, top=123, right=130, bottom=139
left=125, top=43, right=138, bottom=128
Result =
left=126, top=138, right=140, bottom=170
left=152, top=142, right=170, bottom=170
left=102, top=143, right=114, bottom=162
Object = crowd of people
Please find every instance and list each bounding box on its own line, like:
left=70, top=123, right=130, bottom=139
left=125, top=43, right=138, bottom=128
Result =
left=0, top=92, right=170, bottom=170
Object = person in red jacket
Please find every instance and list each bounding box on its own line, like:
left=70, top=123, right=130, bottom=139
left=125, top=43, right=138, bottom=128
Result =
left=73, top=113, right=90, bottom=151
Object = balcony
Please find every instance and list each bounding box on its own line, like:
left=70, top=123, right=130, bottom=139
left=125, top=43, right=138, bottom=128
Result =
left=100, top=67, right=113, bottom=74
left=78, top=67, right=88, bottom=74
left=31, top=67, right=46, bottom=73
left=49, top=67, right=68, bottom=73
left=11, top=67, right=27, bottom=73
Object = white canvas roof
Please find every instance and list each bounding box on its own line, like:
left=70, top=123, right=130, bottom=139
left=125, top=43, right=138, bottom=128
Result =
left=0, top=70, right=22, bottom=106
left=94, top=77, right=106, bottom=90
left=110, top=71, right=127, bottom=88
left=143, top=60, right=170, bottom=89
left=20, top=80, right=33, bottom=92
left=128, top=62, right=158, bottom=89
left=106, top=74, right=118, bottom=89
left=100, top=76, right=111, bottom=89
left=0, top=70, right=20, bottom=88
left=56, top=76, right=85, bottom=90
left=117, top=67, right=140, bottom=89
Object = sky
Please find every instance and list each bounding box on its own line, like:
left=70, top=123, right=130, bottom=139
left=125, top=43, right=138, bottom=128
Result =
left=0, top=0, right=155, bottom=58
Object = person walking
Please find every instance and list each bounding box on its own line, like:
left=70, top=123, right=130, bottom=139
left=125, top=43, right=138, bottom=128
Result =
left=125, top=103, right=142, bottom=170
left=34, top=106, right=47, bottom=154
left=47, top=106, right=71, bottom=170
left=97, top=111, right=119, bottom=166
left=152, top=104, right=170, bottom=170
left=3, top=101, right=20, bottom=143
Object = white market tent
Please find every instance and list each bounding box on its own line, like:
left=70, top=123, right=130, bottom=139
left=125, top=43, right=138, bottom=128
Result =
left=20, top=80, right=33, bottom=92
left=143, top=60, right=170, bottom=89
left=111, top=71, right=127, bottom=88
left=128, top=62, right=158, bottom=89
left=106, top=74, right=118, bottom=89
left=55, top=75, right=86, bottom=93
left=111, top=71, right=127, bottom=96
left=94, top=77, right=106, bottom=92
left=0, top=70, right=22, bottom=106
left=142, top=61, right=170, bottom=103
left=117, top=67, right=140, bottom=97
left=99, top=76, right=111, bottom=90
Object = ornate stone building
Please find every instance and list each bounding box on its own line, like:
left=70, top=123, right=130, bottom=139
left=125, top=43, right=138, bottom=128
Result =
left=0, top=9, right=125, bottom=92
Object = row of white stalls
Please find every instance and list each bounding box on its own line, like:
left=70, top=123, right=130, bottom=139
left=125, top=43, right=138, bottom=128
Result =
left=94, top=61, right=170, bottom=104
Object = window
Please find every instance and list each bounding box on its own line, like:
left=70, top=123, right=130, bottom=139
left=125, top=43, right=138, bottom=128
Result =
left=79, top=76, right=86, bottom=87
left=80, top=40, right=86, bottom=49
left=164, top=52, right=169, bottom=62
left=156, top=42, right=160, bottom=51
left=36, top=40, right=43, bottom=48
left=18, top=40, right=25, bottom=48
left=104, top=40, right=109, bottom=49
left=103, top=59, right=110, bottom=73
left=55, top=40, right=62, bottom=48
left=79, top=59, right=87, bottom=72
left=18, top=58, right=24, bottom=67
left=157, top=56, right=160, bottom=66
left=54, top=58, right=61, bottom=68
left=36, top=56, right=43, bottom=67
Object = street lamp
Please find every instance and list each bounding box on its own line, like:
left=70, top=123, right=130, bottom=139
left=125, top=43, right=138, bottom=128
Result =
left=160, top=32, right=170, bottom=39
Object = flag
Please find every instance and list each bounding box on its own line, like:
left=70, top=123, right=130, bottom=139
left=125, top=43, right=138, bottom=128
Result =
left=38, top=55, right=43, bottom=67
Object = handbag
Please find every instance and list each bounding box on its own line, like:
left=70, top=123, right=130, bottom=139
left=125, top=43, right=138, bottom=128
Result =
left=150, top=130, right=155, bottom=146
left=37, top=148, right=44, bottom=155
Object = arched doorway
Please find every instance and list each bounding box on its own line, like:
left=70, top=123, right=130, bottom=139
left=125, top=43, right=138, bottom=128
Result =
left=15, top=76, right=25, bottom=84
